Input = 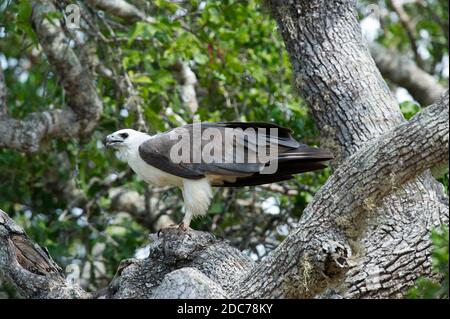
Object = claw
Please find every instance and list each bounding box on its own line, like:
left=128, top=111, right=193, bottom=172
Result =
left=157, top=223, right=190, bottom=236
left=178, top=222, right=189, bottom=232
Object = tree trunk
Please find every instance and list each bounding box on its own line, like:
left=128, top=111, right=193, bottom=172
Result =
left=0, top=0, right=448, bottom=299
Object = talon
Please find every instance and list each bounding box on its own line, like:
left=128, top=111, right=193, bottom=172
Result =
left=178, top=222, right=189, bottom=232
left=157, top=223, right=189, bottom=235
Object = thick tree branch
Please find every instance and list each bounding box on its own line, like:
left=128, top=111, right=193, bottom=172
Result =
left=0, top=209, right=88, bottom=298
left=86, top=0, right=156, bottom=23
left=340, top=176, right=448, bottom=298
left=151, top=268, right=228, bottom=299
left=253, top=0, right=450, bottom=299
left=32, top=1, right=103, bottom=130
left=0, top=1, right=102, bottom=152
left=234, top=90, right=448, bottom=298
left=172, top=61, right=199, bottom=113
left=312, top=91, right=448, bottom=223
left=266, top=0, right=405, bottom=163
left=98, top=229, right=253, bottom=299
left=370, top=44, right=446, bottom=106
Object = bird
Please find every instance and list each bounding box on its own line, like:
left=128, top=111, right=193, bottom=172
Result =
left=104, top=122, right=333, bottom=230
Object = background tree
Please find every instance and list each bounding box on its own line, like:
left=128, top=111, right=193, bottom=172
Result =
left=0, top=0, right=448, bottom=298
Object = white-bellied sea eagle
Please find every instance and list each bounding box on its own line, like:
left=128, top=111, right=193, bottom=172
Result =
left=104, top=122, right=333, bottom=230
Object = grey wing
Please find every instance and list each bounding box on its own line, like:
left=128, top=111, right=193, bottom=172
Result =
left=137, top=125, right=262, bottom=180
left=138, top=132, right=205, bottom=179
left=138, top=122, right=333, bottom=185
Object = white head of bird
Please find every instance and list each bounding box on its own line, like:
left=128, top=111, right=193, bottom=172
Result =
left=103, top=129, right=150, bottom=160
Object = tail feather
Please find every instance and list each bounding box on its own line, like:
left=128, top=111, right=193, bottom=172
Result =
left=218, top=145, right=332, bottom=187
left=279, top=145, right=334, bottom=161
left=204, top=122, right=334, bottom=187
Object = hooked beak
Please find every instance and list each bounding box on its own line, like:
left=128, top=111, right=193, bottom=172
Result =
left=103, top=135, right=123, bottom=148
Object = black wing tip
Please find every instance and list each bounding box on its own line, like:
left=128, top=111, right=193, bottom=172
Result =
left=320, top=149, right=334, bottom=161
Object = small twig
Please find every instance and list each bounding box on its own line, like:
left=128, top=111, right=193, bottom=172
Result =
left=258, top=183, right=299, bottom=196
left=389, top=0, right=423, bottom=68
left=0, top=68, right=7, bottom=117
left=172, top=61, right=199, bottom=113
left=86, top=0, right=156, bottom=23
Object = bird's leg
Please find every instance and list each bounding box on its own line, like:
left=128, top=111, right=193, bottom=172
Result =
left=179, top=210, right=193, bottom=231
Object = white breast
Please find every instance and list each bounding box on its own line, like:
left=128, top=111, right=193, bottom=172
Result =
left=117, top=135, right=212, bottom=217
left=127, top=151, right=183, bottom=187
left=114, top=134, right=183, bottom=187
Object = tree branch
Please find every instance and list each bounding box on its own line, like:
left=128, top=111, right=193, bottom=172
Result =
left=234, top=90, right=448, bottom=298
left=151, top=268, right=228, bottom=299
left=0, top=67, right=7, bottom=117
left=0, top=209, right=88, bottom=298
left=370, top=44, right=446, bottom=106
left=0, top=1, right=102, bottom=152
left=388, top=0, right=423, bottom=68
left=266, top=0, right=405, bottom=163
left=86, top=0, right=156, bottom=23
left=172, top=61, right=199, bottom=114
left=244, top=0, right=449, bottom=298
left=97, top=229, right=253, bottom=298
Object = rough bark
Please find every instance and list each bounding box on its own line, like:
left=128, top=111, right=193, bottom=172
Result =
left=235, top=92, right=449, bottom=298
left=0, top=0, right=102, bottom=152
left=0, top=210, right=88, bottom=298
left=267, top=0, right=405, bottom=163
left=370, top=44, right=446, bottom=106
left=96, top=229, right=254, bottom=299
left=265, top=0, right=449, bottom=298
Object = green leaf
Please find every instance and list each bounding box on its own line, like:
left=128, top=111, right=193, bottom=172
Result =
left=193, top=53, right=209, bottom=65
left=400, top=101, right=420, bottom=120
left=128, top=22, right=146, bottom=46
left=132, top=75, right=152, bottom=84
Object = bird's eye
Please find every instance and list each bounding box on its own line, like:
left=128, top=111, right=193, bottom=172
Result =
left=120, top=133, right=129, bottom=139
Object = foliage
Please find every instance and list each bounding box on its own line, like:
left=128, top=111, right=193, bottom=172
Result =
left=408, top=225, right=449, bottom=299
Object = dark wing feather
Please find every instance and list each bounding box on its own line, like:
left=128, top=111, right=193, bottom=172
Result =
left=138, top=132, right=205, bottom=179
left=219, top=161, right=327, bottom=187
left=138, top=122, right=333, bottom=185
